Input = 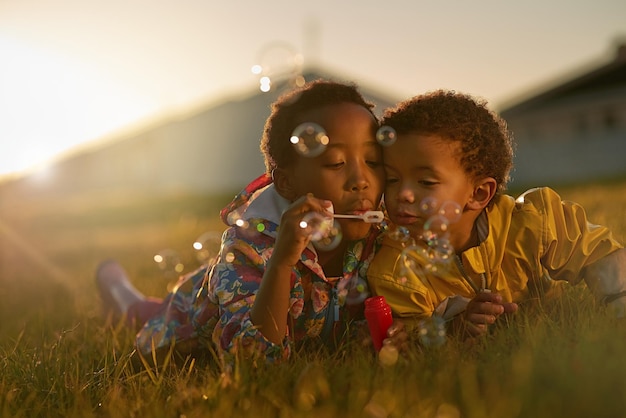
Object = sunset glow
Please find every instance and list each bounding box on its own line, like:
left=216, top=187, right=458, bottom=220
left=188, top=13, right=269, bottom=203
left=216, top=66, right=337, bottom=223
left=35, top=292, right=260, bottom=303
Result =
left=0, top=0, right=624, bottom=178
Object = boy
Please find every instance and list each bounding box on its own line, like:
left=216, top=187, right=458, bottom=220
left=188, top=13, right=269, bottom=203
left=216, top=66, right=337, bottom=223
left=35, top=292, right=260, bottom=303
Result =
left=367, top=90, right=626, bottom=338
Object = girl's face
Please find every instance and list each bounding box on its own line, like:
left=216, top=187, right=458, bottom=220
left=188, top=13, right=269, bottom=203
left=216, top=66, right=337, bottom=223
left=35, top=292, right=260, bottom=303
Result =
left=383, top=133, right=477, bottom=248
left=283, top=102, right=384, bottom=241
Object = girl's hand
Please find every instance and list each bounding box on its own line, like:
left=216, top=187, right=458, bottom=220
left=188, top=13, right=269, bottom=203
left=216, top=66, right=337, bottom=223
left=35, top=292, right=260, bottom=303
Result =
left=272, top=194, right=333, bottom=268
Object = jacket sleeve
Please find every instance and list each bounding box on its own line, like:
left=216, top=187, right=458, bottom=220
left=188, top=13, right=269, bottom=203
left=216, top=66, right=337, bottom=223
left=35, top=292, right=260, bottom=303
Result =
left=209, top=227, right=291, bottom=363
left=520, top=188, right=624, bottom=302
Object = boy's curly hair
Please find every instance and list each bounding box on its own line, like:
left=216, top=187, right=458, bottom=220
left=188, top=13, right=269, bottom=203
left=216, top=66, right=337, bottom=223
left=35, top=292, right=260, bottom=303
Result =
left=261, top=79, right=377, bottom=174
left=381, top=90, right=514, bottom=193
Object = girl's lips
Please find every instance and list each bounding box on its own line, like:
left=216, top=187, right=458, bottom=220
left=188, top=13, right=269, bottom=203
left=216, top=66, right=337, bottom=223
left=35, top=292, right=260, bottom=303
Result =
left=343, top=202, right=375, bottom=216
left=351, top=209, right=370, bottom=215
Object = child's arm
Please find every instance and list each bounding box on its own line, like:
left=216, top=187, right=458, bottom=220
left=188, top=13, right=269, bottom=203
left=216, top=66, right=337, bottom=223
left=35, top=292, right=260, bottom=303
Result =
left=525, top=187, right=623, bottom=304
left=582, top=248, right=626, bottom=317
left=251, top=194, right=334, bottom=344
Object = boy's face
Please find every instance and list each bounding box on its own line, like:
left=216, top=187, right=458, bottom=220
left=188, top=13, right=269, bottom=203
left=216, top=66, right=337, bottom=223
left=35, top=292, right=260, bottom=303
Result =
left=285, top=102, right=385, bottom=241
left=383, top=133, right=476, bottom=244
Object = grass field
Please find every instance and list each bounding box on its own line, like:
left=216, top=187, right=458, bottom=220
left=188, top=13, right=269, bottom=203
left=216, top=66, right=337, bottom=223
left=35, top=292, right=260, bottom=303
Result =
left=1, top=180, right=625, bottom=418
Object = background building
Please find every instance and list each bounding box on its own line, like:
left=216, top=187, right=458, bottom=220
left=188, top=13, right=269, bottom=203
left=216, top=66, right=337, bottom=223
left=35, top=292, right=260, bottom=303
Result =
left=502, top=43, right=626, bottom=189
left=0, top=69, right=397, bottom=202
left=2, top=45, right=625, bottom=203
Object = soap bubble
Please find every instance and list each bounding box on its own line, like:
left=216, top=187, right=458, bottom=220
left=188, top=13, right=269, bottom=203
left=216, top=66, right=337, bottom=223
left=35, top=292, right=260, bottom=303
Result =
left=419, top=213, right=454, bottom=271
left=300, top=212, right=333, bottom=241
left=401, top=243, right=438, bottom=278
left=313, top=222, right=343, bottom=251
left=378, top=342, right=399, bottom=367
left=386, top=199, right=462, bottom=347
left=387, top=225, right=412, bottom=244
left=438, top=200, right=462, bottom=223
left=224, top=252, right=235, bottom=263
left=397, top=239, right=450, bottom=290
left=419, top=196, right=439, bottom=216
left=375, top=125, right=397, bottom=146
left=225, top=213, right=271, bottom=242
left=418, top=315, right=447, bottom=348
left=226, top=212, right=248, bottom=228
left=193, top=231, right=223, bottom=264
left=423, top=214, right=450, bottom=238
left=153, top=248, right=184, bottom=278
left=339, top=276, right=369, bottom=305
left=400, top=252, right=418, bottom=275
left=428, top=237, right=454, bottom=263
left=300, top=212, right=343, bottom=251
left=259, top=76, right=271, bottom=92
left=290, top=122, right=329, bottom=157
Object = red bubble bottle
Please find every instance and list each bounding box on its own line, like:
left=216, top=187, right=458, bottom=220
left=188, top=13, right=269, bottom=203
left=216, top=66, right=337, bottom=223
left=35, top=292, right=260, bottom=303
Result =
left=364, top=296, right=393, bottom=351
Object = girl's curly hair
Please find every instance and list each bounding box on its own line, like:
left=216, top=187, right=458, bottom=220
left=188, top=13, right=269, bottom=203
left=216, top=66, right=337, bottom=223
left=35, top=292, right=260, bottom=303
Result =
left=260, top=79, right=376, bottom=174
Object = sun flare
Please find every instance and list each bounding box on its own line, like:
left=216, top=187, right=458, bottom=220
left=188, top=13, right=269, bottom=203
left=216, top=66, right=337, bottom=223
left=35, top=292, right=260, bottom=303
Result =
left=0, top=37, right=151, bottom=177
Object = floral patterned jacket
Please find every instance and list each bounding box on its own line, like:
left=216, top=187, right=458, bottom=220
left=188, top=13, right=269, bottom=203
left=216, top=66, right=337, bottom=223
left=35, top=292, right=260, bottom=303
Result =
left=136, top=174, right=381, bottom=364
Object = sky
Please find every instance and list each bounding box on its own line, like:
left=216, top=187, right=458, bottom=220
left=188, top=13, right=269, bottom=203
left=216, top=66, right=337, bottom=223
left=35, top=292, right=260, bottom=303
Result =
left=0, top=0, right=625, bottom=179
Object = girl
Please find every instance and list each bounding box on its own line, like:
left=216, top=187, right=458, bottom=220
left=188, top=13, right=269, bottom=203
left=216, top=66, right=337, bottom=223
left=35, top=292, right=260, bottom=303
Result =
left=98, top=80, right=407, bottom=364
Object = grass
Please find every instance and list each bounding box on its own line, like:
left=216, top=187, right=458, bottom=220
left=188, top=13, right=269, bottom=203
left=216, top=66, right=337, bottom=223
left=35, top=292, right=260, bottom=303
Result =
left=1, top=180, right=625, bottom=417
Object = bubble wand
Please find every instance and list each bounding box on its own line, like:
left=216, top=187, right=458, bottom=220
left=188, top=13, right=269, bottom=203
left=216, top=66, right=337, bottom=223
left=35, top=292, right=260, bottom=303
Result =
left=332, top=211, right=384, bottom=223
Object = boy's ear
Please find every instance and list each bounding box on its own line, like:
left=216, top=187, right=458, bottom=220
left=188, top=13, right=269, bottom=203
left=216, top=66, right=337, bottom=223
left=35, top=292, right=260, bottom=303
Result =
left=272, top=168, right=297, bottom=201
left=467, top=177, right=497, bottom=210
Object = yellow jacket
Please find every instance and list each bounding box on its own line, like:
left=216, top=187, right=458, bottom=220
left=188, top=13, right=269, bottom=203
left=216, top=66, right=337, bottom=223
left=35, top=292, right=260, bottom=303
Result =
left=367, top=187, right=623, bottom=321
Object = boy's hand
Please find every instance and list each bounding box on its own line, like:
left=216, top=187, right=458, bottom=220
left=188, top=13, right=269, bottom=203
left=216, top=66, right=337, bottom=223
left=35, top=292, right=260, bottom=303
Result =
left=374, top=319, right=408, bottom=367
left=381, top=319, right=409, bottom=353
left=455, top=291, right=518, bottom=338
